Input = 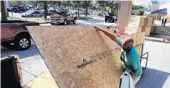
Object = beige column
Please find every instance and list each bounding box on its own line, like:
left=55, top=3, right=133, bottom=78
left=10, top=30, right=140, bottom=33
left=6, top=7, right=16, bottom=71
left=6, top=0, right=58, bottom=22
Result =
left=117, top=1, right=132, bottom=34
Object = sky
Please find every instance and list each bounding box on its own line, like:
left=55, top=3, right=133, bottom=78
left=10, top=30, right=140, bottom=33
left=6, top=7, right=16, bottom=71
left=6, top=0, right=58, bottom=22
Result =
left=133, top=2, right=149, bottom=8
left=133, top=0, right=170, bottom=8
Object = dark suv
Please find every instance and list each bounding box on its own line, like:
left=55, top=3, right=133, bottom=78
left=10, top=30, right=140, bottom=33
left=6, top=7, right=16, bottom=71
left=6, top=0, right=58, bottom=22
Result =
left=1, top=23, right=31, bottom=50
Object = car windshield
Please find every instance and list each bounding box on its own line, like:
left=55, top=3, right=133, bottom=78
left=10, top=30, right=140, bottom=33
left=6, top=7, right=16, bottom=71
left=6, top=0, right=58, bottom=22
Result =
left=21, top=10, right=34, bottom=15
left=56, top=10, right=68, bottom=15
left=49, top=10, right=56, bottom=13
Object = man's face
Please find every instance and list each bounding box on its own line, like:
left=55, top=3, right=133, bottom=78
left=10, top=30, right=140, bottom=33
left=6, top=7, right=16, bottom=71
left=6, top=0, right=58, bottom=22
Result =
left=123, top=39, right=134, bottom=53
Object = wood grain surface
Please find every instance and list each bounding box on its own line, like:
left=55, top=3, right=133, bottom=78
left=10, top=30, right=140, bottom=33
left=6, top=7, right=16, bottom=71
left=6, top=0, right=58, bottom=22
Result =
left=28, top=26, right=123, bottom=88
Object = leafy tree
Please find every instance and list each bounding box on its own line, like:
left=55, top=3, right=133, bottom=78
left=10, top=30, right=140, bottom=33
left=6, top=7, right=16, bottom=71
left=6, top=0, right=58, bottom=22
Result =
left=72, top=1, right=82, bottom=17
left=132, top=5, right=147, bottom=15
left=96, top=1, right=118, bottom=16
left=82, top=1, right=92, bottom=17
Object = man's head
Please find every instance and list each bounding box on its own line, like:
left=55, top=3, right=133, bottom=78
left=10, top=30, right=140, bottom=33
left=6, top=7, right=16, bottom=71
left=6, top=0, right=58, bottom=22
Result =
left=122, top=37, right=134, bottom=53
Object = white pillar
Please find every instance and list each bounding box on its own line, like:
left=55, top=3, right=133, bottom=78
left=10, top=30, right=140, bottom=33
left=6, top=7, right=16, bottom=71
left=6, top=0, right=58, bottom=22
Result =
left=117, top=1, right=132, bottom=34
left=5, top=0, right=9, bottom=8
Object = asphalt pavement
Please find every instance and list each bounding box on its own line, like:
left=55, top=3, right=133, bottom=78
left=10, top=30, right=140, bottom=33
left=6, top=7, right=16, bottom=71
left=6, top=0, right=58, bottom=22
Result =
left=8, top=12, right=118, bottom=27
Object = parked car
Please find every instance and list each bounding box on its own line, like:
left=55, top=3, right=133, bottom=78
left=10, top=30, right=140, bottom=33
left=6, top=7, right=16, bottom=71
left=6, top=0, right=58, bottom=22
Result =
left=48, top=9, right=57, bottom=15
left=56, top=8, right=68, bottom=14
left=7, top=6, right=14, bottom=12
left=105, top=13, right=117, bottom=23
left=50, top=11, right=77, bottom=25
left=12, top=6, right=29, bottom=13
left=22, top=10, right=44, bottom=17
left=1, top=23, right=31, bottom=50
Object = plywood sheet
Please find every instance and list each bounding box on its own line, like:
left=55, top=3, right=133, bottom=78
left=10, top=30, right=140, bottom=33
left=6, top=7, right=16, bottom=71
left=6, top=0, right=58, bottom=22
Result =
left=128, top=33, right=137, bottom=46
left=136, top=32, right=145, bottom=45
left=137, top=16, right=154, bottom=27
left=28, top=26, right=122, bottom=88
left=145, top=27, right=152, bottom=36
left=135, top=44, right=143, bottom=56
left=137, top=27, right=143, bottom=33
left=125, top=26, right=138, bottom=33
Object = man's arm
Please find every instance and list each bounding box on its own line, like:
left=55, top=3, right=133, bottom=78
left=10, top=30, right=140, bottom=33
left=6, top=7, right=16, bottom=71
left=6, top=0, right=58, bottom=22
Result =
left=94, top=26, right=123, bottom=46
left=94, top=26, right=117, bottom=42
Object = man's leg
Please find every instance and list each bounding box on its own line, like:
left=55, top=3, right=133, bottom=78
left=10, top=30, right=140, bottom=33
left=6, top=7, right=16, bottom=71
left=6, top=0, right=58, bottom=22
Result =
left=162, top=18, right=164, bottom=26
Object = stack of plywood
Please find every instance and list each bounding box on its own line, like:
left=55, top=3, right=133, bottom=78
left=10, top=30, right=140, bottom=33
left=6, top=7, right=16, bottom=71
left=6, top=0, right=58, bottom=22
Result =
left=28, top=26, right=123, bottom=88
left=135, top=32, right=145, bottom=56
left=137, top=16, right=154, bottom=36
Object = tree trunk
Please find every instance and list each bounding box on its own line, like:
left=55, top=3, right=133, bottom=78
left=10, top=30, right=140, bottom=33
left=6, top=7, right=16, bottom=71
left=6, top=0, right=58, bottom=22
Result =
left=85, top=7, right=88, bottom=17
left=64, top=2, right=66, bottom=9
left=44, top=1, right=48, bottom=20
left=85, top=1, right=88, bottom=17
left=78, top=7, right=80, bottom=17
left=1, top=1, right=8, bottom=21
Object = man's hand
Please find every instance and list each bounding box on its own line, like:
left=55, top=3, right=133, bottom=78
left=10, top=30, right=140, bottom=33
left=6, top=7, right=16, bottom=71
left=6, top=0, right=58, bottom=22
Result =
left=94, top=26, right=117, bottom=42
left=94, top=26, right=105, bottom=32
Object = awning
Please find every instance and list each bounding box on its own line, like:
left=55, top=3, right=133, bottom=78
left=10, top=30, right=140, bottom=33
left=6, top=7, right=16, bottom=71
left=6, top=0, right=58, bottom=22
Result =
left=151, top=8, right=167, bottom=14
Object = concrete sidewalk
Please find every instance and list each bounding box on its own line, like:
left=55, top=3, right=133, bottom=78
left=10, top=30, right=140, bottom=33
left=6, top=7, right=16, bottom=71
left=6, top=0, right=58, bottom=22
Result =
left=1, top=43, right=51, bottom=87
left=136, top=38, right=170, bottom=88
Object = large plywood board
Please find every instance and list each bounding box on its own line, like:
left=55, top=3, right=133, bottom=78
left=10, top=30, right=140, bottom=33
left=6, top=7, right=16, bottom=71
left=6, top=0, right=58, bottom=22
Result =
left=145, top=27, right=152, bottom=36
left=136, top=32, right=145, bottom=45
left=119, top=33, right=137, bottom=46
left=137, top=26, right=151, bottom=36
left=135, top=44, right=143, bottom=56
left=28, top=26, right=122, bottom=88
left=137, top=16, right=154, bottom=27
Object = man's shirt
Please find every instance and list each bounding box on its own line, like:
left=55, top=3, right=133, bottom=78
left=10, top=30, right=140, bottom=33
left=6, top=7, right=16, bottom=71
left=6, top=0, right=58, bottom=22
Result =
left=116, top=38, right=142, bottom=76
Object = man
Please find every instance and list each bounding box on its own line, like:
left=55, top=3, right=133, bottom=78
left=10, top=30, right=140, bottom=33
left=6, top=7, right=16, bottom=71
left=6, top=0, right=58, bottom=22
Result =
left=162, top=18, right=164, bottom=26
left=94, top=26, right=142, bottom=85
left=164, top=17, right=167, bottom=27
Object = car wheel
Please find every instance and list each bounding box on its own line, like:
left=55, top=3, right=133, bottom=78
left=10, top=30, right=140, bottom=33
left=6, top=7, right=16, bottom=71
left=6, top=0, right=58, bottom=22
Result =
left=15, top=36, right=31, bottom=50
left=73, top=19, right=76, bottom=24
left=64, top=20, right=67, bottom=25
left=51, top=23, right=55, bottom=25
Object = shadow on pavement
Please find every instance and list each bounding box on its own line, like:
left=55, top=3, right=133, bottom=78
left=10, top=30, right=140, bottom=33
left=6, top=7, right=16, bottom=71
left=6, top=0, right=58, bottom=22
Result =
left=51, top=22, right=79, bottom=26
left=136, top=68, right=170, bottom=88
left=1, top=44, right=40, bottom=59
